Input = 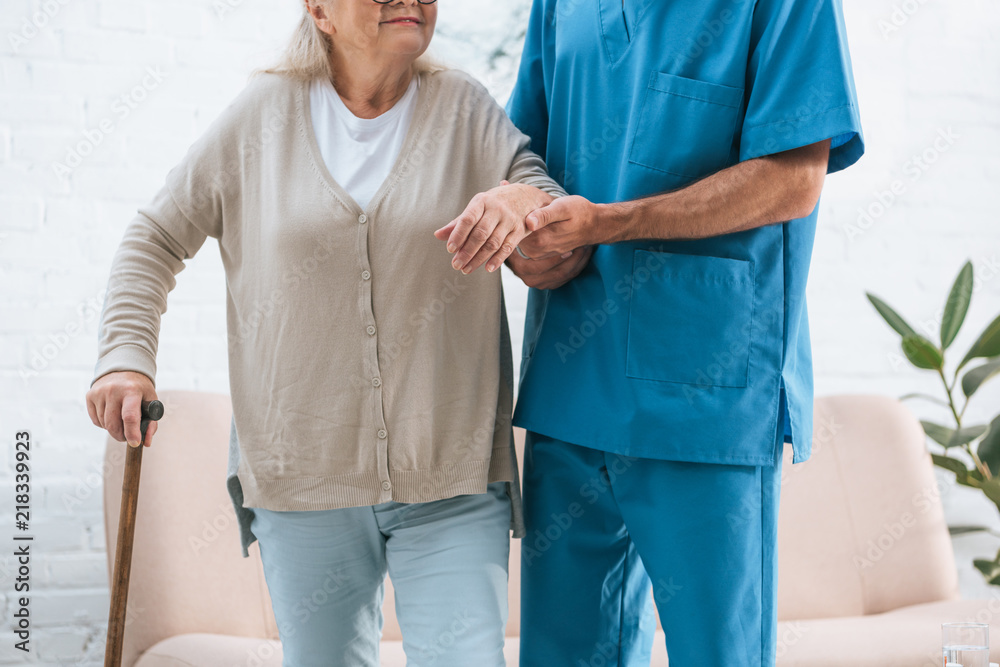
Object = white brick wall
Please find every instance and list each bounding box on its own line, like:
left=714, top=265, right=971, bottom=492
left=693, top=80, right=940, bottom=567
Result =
left=0, top=0, right=998, bottom=663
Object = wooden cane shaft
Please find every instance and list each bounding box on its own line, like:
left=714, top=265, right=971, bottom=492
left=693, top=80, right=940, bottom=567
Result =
left=104, top=440, right=143, bottom=667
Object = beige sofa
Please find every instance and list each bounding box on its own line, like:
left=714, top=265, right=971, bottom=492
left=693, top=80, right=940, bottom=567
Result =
left=103, top=392, right=1000, bottom=666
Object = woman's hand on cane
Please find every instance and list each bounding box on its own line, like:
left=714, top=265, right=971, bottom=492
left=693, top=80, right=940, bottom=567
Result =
left=86, top=371, right=159, bottom=448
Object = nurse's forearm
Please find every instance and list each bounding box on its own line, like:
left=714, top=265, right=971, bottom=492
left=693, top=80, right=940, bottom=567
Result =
left=604, top=139, right=831, bottom=243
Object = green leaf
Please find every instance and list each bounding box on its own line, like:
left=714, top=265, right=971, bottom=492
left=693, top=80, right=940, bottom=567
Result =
left=977, top=416, right=1000, bottom=477
left=948, top=424, right=989, bottom=448
left=941, top=261, right=974, bottom=349
left=932, top=453, right=970, bottom=482
left=867, top=293, right=918, bottom=338
left=974, top=558, right=1000, bottom=578
left=959, top=313, right=1000, bottom=370
left=962, top=358, right=1000, bottom=398
left=902, top=335, right=944, bottom=370
left=950, top=525, right=991, bottom=536
left=923, top=421, right=957, bottom=447
left=981, top=478, right=1000, bottom=507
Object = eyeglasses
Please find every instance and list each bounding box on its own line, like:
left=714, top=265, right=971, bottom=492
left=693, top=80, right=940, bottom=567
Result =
left=372, top=0, right=436, bottom=4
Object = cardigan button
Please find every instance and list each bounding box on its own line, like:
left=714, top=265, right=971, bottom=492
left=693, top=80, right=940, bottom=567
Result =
left=381, top=480, right=392, bottom=491
left=366, top=325, right=377, bottom=336
left=372, top=377, right=382, bottom=387
left=358, top=214, right=368, bottom=224
left=362, top=270, right=371, bottom=280
left=377, top=429, right=387, bottom=439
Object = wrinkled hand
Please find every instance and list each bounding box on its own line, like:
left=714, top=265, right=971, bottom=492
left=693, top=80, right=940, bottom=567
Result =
left=86, top=370, right=159, bottom=448
left=435, top=182, right=556, bottom=274
left=518, top=195, right=603, bottom=260
left=505, top=244, right=595, bottom=290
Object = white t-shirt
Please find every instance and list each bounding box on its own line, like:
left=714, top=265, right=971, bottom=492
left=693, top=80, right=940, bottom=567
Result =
left=309, top=75, right=420, bottom=211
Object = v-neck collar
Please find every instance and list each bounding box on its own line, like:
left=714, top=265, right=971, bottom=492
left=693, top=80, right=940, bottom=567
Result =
left=297, top=70, right=435, bottom=216
left=599, top=0, right=646, bottom=66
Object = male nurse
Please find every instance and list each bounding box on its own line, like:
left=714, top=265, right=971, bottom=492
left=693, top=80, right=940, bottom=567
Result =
left=444, top=0, right=864, bottom=664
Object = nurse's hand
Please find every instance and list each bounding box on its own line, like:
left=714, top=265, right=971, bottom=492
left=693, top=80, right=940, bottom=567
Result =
left=435, top=182, right=555, bottom=274
left=517, top=195, right=605, bottom=259
left=505, top=244, right=594, bottom=290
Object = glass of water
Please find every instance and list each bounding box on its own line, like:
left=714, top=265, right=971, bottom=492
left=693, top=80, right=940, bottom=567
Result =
left=942, top=622, right=990, bottom=667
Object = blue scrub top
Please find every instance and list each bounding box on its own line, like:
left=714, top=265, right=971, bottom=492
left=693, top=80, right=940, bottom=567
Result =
left=506, top=0, right=864, bottom=466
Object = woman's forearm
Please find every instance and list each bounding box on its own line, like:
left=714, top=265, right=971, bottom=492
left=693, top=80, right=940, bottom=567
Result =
left=92, top=207, right=189, bottom=388
left=505, top=145, right=568, bottom=199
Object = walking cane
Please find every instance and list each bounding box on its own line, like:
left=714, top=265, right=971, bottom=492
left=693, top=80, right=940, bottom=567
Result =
left=104, top=399, right=164, bottom=667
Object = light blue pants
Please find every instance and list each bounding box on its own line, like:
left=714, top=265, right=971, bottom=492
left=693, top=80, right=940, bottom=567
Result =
left=249, top=482, right=511, bottom=667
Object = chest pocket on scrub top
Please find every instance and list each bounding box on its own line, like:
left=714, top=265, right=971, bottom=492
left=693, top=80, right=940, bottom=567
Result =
left=627, top=71, right=743, bottom=179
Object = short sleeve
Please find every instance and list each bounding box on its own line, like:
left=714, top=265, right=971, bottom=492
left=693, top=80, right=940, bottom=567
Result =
left=505, top=0, right=553, bottom=159
left=740, top=0, right=864, bottom=173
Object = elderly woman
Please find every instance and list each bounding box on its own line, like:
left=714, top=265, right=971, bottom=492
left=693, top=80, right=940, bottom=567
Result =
left=85, top=0, right=579, bottom=664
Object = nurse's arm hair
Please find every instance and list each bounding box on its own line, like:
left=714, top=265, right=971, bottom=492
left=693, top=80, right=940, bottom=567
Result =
left=517, top=138, right=831, bottom=257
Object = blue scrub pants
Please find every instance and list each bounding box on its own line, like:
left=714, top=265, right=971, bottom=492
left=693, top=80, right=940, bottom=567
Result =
left=519, top=426, right=784, bottom=667
left=249, top=482, right=510, bottom=667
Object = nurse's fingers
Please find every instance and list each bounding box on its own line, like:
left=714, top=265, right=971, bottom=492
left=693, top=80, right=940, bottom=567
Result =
left=524, top=245, right=594, bottom=290
left=504, top=248, right=567, bottom=276
left=525, top=196, right=574, bottom=232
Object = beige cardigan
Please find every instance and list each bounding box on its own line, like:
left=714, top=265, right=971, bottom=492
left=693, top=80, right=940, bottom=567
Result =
left=91, top=68, right=565, bottom=555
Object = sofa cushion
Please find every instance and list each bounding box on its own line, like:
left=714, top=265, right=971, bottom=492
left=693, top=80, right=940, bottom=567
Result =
left=138, top=599, right=1000, bottom=667
left=777, top=599, right=1000, bottom=666
left=134, top=633, right=282, bottom=667
left=776, top=396, right=959, bottom=620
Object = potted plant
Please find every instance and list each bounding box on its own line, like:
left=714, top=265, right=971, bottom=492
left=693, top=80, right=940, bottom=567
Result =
left=867, top=260, right=1000, bottom=583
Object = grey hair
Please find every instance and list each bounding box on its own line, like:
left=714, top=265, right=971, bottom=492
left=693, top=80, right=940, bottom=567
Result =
left=254, top=1, right=446, bottom=82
